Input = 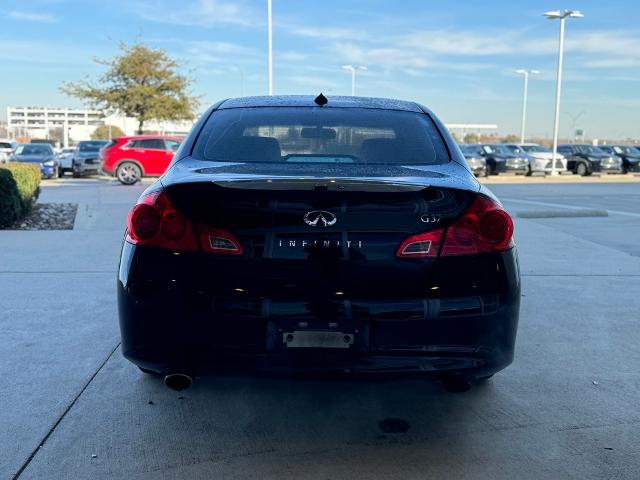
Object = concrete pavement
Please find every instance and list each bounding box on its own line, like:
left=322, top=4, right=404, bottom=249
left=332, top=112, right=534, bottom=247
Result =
left=2, top=178, right=640, bottom=479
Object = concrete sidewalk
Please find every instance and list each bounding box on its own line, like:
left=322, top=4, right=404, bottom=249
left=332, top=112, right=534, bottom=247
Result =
left=2, top=179, right=640, bottom=479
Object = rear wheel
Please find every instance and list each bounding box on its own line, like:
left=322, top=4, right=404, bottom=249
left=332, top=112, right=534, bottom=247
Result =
left=116, top=162, right=142, bottom=185
left=576, top=162, right=589, bottom=176
left=58, top=168, right=65, bottom=178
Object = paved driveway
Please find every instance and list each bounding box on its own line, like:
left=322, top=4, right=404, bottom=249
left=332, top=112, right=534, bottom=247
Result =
left=1, top=179, right=639, bottom=479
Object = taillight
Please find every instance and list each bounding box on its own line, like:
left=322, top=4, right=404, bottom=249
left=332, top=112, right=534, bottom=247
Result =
left=126, top=191, right=198, bottom=251
left=396, top=195, right=513, bottom=258
left=126, top=191, right=244, bottom=255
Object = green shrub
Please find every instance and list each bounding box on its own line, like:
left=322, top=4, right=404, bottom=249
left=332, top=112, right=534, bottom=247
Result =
left=0, top=163, right=42, bottom=228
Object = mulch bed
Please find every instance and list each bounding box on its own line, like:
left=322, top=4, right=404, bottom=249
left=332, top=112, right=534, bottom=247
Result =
left=8, top=203, right=78, bottom=230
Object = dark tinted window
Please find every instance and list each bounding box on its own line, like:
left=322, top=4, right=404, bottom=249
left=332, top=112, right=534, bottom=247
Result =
left=137, top=139, right=165, bottom=149
left=504, top=145, right=525, bottom=154
left=0, top=142, right=13, bottom=149
left=79, top=141, right=108, bottom=152
left=193, top=107, right=449, bottom=165
left=460, top=145, right=482, bottom=156
left=575, top=145, right=606, bottom=155
left=489, top=145, right=512, bottom=155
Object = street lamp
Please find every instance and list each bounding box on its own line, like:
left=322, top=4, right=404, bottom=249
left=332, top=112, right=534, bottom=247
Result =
left=544, top=9, right=583, bottom=175
left=267, top=0, right=273, bottom=95
left=515, top=69, right=539, bottom=144
left=342, top=65, right=367, bottom=96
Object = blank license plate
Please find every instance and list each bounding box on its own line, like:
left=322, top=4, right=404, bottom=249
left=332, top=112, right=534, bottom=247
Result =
left=283, top=331, right=353, bottom=349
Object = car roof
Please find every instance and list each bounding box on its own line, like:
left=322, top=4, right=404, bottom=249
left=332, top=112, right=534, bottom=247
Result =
left=114, top=135, right=181, bottom=141
left=217, top=95, right=424, bottom=113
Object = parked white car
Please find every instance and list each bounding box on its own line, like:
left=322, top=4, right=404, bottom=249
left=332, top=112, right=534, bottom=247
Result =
left=516, top=143, right=568, bottom=175
left=0, top=139, right=16, bottom=164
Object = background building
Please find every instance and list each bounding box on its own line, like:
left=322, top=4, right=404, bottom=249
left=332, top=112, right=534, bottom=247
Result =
left=6, top=106, right=195, bottom=145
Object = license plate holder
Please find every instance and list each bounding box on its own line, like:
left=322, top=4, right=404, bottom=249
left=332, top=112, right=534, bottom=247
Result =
left=283, top=330, right=354, bottom=349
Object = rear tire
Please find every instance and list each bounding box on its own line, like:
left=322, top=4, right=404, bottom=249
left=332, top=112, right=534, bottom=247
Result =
left=116, top=162, right=142, bottom=185
left=58, top=168, right=65, bottom=178
left=576, top=163, right=589, bottom=176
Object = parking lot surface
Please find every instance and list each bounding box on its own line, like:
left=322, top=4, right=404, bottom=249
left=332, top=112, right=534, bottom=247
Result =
left=1, top=177, right=640, bottom=479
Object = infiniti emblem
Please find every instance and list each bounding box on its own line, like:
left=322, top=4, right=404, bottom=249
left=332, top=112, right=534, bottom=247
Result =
left=303, top=210, right=337, bottom=227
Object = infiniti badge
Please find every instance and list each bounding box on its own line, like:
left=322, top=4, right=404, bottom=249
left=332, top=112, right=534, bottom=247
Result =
left=303, top=210, right=337, bottom=227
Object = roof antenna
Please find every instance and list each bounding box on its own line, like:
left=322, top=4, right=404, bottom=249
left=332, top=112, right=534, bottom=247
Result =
left=314, top=93, right=328, bottom=106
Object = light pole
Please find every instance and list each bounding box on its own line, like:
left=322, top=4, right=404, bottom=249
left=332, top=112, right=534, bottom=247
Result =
left=515, top=69, right=539, bottom=144
left=544, top=9, right=583, bottom=175
left=267, top=0, right=273, bottom=95
left=342, top=65, right=367, bottom=96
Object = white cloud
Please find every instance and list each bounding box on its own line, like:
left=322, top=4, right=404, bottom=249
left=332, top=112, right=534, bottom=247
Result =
left=9, top=10, right=59, bottom=23
left=286, top=25, right=369, bottom=42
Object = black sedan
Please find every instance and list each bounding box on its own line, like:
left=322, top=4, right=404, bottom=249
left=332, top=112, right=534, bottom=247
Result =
left=465, top=144, right=529, bottom=175
left=9, top=144, right=59, bottom=178
left=118, top=95, right=521, bottom=392
left=557, top=144, right=623, bottom=175
left=598, top=145, right=640, bottom=173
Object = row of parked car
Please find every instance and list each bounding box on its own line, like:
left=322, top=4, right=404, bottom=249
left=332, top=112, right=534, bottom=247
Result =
left=3, top=136, right=640, bottom=184
left=0, top=135, right=183, bottom=184
left=459, top=143, right=640, bottom=177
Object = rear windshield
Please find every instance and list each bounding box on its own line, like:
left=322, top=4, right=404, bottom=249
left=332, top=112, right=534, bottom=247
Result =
left=193, top=107, right=449, bottom=165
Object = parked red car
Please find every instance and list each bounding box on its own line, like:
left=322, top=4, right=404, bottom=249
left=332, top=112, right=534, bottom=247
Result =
left=101, top=135, right=182, bottom=185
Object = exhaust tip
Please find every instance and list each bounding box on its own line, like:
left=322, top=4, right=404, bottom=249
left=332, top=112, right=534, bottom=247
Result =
left=163, top=373, right=193, bottom=391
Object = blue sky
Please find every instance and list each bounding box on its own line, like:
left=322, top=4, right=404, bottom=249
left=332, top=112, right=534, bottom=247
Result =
left=1, top=0, right=639, bottom=139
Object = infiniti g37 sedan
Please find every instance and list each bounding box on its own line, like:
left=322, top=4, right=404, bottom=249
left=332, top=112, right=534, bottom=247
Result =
left=118, top=95, right=521, bottom=391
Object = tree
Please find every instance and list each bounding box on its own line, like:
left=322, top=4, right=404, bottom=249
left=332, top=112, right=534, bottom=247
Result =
left=61, top=42, right=199, bottom=134
left=463, top=133, right=479, bottom=144
left=91, top=125, right=124, bottom=140
left=48, top=127, right=64, bottom=143
left=500, top=134, right=519, bottom=143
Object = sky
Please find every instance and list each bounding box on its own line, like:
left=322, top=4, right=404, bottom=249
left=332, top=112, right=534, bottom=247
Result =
left=1, top=0, right=639, bottom=139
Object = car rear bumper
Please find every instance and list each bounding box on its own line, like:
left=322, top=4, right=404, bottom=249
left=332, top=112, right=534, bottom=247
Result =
left=493, top=162, right=529, bottom=175
left=118, top=243, right=521, bottom=378
left=73, top=159, right=101, bottom=174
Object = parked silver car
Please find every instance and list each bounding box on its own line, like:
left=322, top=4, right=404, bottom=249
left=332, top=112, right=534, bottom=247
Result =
left=56, top=147, right=77, bottom=177
left=510, top=143, right=568, bottom=175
